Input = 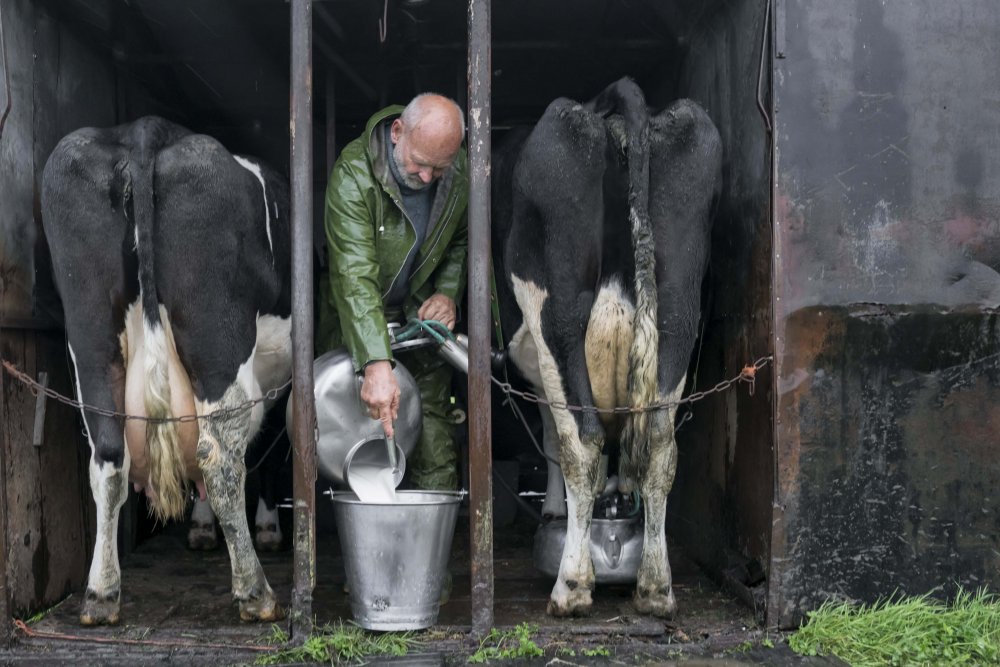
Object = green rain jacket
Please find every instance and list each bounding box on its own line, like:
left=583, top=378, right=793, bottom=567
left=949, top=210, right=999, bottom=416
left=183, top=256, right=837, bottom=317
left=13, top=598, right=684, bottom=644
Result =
left=317, top=105, right=469, bottom=371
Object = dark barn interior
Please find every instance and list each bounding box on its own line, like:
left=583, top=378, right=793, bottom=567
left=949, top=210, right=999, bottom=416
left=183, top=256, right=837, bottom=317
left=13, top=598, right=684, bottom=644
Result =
left=0, top=0, right=773, bottom=653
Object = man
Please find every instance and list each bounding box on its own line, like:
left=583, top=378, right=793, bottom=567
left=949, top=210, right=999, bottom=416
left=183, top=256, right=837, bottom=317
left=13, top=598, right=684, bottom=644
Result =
left=317, top=93, right=468, bottom=490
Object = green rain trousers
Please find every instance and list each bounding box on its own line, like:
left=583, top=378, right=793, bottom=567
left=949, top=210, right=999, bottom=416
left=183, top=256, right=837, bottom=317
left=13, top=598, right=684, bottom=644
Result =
left=399, top=345, right=458, bottom=491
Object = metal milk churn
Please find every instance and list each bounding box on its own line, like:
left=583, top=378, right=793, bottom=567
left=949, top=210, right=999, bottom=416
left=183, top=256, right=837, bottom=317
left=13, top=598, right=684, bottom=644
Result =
left=286, top=348, right=422, bottom=488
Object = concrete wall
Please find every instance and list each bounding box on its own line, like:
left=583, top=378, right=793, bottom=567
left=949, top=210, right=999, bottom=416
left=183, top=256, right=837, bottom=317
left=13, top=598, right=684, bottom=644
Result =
left=771, top=0, right=1000, bottom=627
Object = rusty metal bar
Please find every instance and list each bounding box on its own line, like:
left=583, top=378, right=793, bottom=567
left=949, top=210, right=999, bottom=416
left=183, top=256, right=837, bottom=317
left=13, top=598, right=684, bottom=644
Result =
left=466, top=0, right=493, bottom=635
left=289, top=0, right=316, bottom=640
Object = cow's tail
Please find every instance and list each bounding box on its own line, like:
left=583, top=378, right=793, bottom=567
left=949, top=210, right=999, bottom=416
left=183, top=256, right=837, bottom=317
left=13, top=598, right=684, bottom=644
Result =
left=590, top=79, right=658, bottom=472
left=129, top=123, right=188, bottom=522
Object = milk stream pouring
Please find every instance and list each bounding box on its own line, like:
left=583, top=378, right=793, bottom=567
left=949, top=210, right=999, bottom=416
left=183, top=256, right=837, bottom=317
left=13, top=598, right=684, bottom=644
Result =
left=346, top=463, right=398, bottom=503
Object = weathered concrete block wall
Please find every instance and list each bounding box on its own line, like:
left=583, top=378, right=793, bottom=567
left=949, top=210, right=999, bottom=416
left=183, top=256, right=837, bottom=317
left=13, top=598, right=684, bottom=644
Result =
left=771, top=0, right=1000, bottom=627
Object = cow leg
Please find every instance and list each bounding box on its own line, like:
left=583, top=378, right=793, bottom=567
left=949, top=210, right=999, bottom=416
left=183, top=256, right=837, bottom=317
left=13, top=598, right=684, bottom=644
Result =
left=187, top=497, right=219, bottom=551
left=539, top=405, right=567, bottom=519
left=632, top=98, right=721, bottom=618
left=511, top=280, right=604, bottom=617
left=633, top=378, right=683, bottom=618
left=552, top=435, right=602, bottom=617
left=83, top=454, right=130, bottom=626
left=196, top=386, right=281, bottom=622
left=509, top=323, right=568, bottom=519
left=510, top=326, right=566, bottom=519
left=68, top=346, right=130, bottom=626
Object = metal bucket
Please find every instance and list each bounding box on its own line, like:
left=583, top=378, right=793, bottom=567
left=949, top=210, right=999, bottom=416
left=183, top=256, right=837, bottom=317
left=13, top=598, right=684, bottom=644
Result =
left=331, top=491, right=462, bottom=630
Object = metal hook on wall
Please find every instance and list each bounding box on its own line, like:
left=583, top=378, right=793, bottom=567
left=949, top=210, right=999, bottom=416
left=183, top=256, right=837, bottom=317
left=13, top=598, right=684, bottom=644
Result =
left=756, top=0, right=773, bottom=135
left=378, top=0, right=388, bottom=44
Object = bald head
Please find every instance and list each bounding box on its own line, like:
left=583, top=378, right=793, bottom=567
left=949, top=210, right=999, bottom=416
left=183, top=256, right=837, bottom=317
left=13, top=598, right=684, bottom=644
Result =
left=390, top=94, right=464, bottom=189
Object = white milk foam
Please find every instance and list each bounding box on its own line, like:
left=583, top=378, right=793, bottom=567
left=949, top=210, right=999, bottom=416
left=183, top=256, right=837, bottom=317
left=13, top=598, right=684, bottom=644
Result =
left=348, top=463, right=398, bottom=503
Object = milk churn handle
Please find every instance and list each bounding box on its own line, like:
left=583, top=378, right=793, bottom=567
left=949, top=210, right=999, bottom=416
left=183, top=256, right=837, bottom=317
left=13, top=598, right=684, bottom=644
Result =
left=384, top=426, right=400, bottom=475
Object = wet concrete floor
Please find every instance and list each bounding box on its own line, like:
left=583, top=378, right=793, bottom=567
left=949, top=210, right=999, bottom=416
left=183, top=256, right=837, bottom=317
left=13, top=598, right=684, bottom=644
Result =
left=5, top=501, right=843, bottom=666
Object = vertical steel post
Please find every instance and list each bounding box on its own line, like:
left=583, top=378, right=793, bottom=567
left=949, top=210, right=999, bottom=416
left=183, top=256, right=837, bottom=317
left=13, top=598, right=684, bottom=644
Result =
left=289, top=0, right=316, bottom=640
left=466, top=0, right=494, bottom=635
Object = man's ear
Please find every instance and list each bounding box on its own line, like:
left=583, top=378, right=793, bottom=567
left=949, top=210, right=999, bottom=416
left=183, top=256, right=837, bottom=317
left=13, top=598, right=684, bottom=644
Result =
left=390, top=119, right=404, bottom=144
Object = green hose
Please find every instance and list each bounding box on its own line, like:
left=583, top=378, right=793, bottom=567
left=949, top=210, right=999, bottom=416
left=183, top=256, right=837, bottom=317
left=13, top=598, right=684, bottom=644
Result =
left=395, top=318, right=456, bottom=345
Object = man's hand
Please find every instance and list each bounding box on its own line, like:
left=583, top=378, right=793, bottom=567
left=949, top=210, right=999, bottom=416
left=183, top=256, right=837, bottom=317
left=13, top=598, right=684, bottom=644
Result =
left=418, top=293, right=457, bottom=330
left=361, top=360, right=400, bottom=438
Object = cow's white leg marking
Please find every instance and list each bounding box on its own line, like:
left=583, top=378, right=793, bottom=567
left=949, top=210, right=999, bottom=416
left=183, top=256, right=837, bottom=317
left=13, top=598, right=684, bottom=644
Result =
left=233, top=156, right=273, bottom=259
left=70, top=344, right=130, bottom=626
left=511, top=277, right=600, bottom=617
left=254, top=497, right=283, bottom=552
left=633, top=375, right=684, bottom=618
left=187, top=497, right=219, bottom=551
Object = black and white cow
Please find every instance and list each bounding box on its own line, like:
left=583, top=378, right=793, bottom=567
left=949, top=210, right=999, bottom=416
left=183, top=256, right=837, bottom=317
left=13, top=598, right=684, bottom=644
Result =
left=41, top=116, right=291, bottom=625
left=493, top=78, right=721, bottom=617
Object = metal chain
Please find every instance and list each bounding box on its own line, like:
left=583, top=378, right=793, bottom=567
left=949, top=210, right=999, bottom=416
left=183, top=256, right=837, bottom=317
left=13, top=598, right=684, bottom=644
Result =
left=491, top=355, right=772, bottom=414
left=4, top=354, right=771, bottom=423
left=1, top=359, right=290, bottom=424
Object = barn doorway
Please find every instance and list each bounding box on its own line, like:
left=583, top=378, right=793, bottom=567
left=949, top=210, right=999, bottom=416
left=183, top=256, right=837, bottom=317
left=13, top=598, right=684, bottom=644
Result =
left=1, top=0, right=772, bottom=651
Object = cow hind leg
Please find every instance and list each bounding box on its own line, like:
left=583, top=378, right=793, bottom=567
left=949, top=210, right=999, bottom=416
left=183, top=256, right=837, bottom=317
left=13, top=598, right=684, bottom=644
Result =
left=196, top=385, right=282, bottom=622
left=512, top=282, right=604, bottom=617
left=82, top=455, right=130, bottom=625
left=70, top=348, right=130, bottom=626
left=632, top=377, right=684, bottom=618
left=549, top=442, right=602, bottom=617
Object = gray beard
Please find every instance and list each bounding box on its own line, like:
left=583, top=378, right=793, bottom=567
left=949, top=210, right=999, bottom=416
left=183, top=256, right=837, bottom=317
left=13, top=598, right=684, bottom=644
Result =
left=393, top=143, right=434, bottom=191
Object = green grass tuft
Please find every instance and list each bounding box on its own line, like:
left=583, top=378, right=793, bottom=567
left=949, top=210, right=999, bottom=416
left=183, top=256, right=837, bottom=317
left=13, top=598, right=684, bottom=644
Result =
left=254, top=621, right=416, bottom=665
left=23, top=594, right=72, bottom=625
left=789, top=587, right=1000, bottom=666
left=467, top=623, right=544, bottom=663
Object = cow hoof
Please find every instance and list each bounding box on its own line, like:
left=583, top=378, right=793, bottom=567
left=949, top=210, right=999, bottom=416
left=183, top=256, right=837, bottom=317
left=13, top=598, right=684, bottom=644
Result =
left=254, top=525, right=283, bottom=552
left=547, top=585, right=593, bottom=617
left=239, top=596, right=285, bottom=623
left=187, top=523, right=218, bottom=551
left=634, top=588, right=677, bottom=618
left=80, top=589, right=121, bottom=626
